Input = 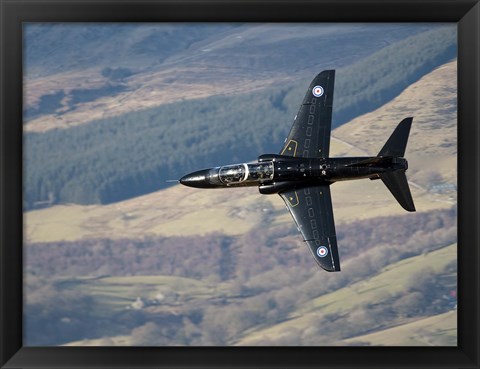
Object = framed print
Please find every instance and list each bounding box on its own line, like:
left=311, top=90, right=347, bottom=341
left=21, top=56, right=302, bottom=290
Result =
left=1, top=0, right=479, bottom=368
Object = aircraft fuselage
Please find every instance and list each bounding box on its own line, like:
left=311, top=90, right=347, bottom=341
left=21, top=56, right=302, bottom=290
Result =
left=179, top=154, right=408, bottom=194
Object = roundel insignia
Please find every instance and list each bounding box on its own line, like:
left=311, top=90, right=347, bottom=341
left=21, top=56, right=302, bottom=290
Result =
left=312, top=85, right=324, bottom=97
left=316, top=246, right=328, bottom=258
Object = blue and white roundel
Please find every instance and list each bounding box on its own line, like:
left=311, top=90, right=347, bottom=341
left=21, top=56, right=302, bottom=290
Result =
left=316, top=246, right=328, bottom=258
left=312, top=85, right=324, bottom=97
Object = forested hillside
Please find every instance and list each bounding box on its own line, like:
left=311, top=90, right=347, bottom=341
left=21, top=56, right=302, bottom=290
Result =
left=24, top=206, right=456, bottom=346
left=24, top=26, right=456, bottom=209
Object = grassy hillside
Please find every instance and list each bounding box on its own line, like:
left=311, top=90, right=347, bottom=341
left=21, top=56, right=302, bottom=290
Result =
left=24, top=168, right=454, bottom=244
left=343, top=310, right=456, bottom=346
left=25, top=234, right=457, bottom=346
left=25, top=24, right=434, bottom=131
left=24, top=27, right=456, bottom=209
left=63, top=310, right=456, bottom=347
left=236, top=243, right=457, bottom=345
left=335, top=60, right=457, bottom=186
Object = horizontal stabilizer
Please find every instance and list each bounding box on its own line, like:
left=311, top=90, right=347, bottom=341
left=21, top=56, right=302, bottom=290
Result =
left=380, top=171, right=416, bottom=212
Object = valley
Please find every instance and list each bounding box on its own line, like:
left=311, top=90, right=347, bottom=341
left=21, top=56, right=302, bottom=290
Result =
left=23, top=24, right=458, bottom=347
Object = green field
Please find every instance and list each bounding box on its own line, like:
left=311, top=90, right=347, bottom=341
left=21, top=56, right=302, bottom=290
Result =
left=57, top=275, right=215, bottom=311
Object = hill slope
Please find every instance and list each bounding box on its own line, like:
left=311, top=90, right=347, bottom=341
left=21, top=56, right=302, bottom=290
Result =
left=334, top=60, right=457, bottom=185
left=236, top=243, right=457, bottom=345
left=24, top=240, right=456, bottom=346
left=24, top=59, right=459, bottom=344
left=343, top=310, right=456, bottom=346
left=25, top=23, right=437, bottom=131
left=23, top=43, right=458, bottom=347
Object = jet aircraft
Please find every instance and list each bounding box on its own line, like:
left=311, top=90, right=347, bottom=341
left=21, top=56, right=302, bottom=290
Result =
left=180, top=70, right=415, bottom=272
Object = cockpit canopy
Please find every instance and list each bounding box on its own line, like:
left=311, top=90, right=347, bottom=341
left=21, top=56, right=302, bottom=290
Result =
left=219, top=164, right=247, bottom=184
left=218, top=162, right=274, bottom=184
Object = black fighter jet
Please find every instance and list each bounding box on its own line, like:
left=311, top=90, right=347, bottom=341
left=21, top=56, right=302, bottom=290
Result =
left=180, top=70, right=415, bottom=272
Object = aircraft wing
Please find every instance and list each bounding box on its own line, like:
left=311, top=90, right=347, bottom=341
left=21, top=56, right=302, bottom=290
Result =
left=279, top=184, right=340, bottom=272
left=280, top=70, right=335, bottom=159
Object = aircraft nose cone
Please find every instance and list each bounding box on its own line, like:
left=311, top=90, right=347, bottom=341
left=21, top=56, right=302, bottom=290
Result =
left=179, top=169, right=211, bottom=188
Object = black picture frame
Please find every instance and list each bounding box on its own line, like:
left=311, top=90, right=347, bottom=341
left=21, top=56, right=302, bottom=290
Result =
left=1, top=0, right=479, bottom=368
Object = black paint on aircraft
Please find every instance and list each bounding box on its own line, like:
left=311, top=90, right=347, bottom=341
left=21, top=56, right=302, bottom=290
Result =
left=180, top=70, right=415, bottom=272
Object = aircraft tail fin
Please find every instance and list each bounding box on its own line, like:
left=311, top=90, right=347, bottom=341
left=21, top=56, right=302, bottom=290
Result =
left=379, top=171, right=416, bottom=212
left=378, top=118, right=413, bottom=157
